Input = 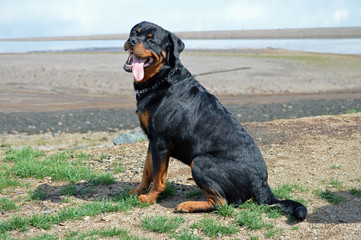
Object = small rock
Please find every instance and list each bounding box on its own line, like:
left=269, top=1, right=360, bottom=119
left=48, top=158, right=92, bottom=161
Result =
left=84, top=216, right=90, bottom=221
left=113, top=131, right=147, bottom=145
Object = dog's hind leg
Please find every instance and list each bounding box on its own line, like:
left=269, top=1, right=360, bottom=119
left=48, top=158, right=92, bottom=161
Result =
left=176, top=158, right=226, bottom=213
left=176, top=187, right=225, bottom=213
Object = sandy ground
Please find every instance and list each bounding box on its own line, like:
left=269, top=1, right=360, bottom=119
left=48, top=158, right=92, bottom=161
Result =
left=0, top=49, right=360, bottom=113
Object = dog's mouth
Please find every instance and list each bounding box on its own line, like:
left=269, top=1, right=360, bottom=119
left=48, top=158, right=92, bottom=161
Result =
left=124, top=50, right=155, bottom=82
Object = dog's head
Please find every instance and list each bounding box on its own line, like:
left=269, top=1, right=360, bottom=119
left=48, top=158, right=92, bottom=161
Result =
left=123, top=21, right=185, bottom=83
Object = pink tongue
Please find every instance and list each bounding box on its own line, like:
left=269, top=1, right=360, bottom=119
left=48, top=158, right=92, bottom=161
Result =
left=132, top=55, right=147, bottom=82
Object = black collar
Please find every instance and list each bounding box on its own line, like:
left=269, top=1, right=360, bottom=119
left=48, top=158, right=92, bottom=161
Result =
left=134, top=68, right=179, bottom=100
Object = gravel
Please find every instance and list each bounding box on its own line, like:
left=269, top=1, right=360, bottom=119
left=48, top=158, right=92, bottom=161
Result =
left=1, top=98, right=360, bottom=135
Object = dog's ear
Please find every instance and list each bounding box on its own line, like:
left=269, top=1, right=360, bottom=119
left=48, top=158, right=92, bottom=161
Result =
left=166, top=31, right=185, bottom=66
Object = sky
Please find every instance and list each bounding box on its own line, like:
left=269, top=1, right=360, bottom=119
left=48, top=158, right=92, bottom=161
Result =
left=0, top=0, right=361, bottom=39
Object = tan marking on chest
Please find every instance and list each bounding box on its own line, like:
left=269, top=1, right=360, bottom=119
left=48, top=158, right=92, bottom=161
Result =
left=137, top=111, right=150, bottom=130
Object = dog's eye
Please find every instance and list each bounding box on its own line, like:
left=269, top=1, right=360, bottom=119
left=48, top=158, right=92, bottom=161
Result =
left=148, top=38, right=155, bottom=44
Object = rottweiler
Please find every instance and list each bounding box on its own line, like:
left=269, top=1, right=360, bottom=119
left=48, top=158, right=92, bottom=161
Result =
left=123, top=21, right=307, bottom=220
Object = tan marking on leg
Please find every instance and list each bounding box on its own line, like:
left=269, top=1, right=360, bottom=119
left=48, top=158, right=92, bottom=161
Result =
left=137, top=151, right=170, bottom=204
left=176, top=188, right=225, bottom=213
left=129, top=147, right=152, bottom=196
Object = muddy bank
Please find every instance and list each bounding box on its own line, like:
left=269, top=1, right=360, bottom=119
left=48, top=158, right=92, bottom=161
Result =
left=1, top=98, right=360, bottom=135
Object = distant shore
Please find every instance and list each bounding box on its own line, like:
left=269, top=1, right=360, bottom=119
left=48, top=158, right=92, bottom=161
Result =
left=1, top=26, right=361, bottom=41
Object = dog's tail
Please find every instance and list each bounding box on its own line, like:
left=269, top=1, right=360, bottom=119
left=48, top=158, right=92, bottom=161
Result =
left=258, top=185, right=307, bottom=221
left=273, top=199, right=307, bottom=220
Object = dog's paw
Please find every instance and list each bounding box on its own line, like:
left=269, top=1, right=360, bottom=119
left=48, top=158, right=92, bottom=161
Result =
left=176, top=201, right=197, bottom=213
left=138, top=194, right=157, bottom=204
left=176, top=201, right=216, bottom=213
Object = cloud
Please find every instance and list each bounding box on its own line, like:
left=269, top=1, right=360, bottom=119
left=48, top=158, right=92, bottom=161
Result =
left=333, top=9, right=349, bottom=22
left=224, top=2, right=268, bottom=22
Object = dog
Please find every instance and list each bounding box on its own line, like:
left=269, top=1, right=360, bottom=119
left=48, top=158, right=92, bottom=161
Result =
left=123, top=21, right=307, bottom=220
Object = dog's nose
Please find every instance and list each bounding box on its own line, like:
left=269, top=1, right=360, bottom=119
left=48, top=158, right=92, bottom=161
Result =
left=128, top=37, right=139, bottom=47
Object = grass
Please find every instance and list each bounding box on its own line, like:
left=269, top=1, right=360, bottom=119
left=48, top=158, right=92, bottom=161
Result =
left=314, top=189, right=344, bottom=204
left=0, top=194, right=145, bottom=234
left=215, top=203, right=235, bottom=217
left=29, top=188, right=47, bottom=201
left=3, top=147, right=98, bottom=182
left=0, top=171, right=20, bottom=191
left=330, top=179, right=343, bottom=190
left=350, top=188, right=361, bottom=197
left=186, top=189, right=203, bottom=198
left=172, top=230, right=202, bottom=240
left=1, top=147, right=117, bottom=186
left=0, top=198, right=18, bottom=211
left=29, top=227, right=150, bottom=240
left=59, top=184, right=77, bottom=196
left=158, top=181, right=177, bottom=201
left=345, top=108, right=361, bottom=114
left=235, top=207, right=267, bottom=230
left=272, top=182, right=308, bottom=200
left=192, top=218, right=238, bottom=238
left=141, top=216, right=185, bottom=233
left=111, top=161, right=125, bottom=173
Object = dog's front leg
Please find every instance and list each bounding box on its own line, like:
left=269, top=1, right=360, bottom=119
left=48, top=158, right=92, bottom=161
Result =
left=132, top=144, right=170, bottom=204
left=129, top=145, right=153, bottom=196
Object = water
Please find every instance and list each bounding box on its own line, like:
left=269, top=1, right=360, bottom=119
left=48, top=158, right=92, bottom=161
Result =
left=0, top=40, right=124, bottom=53
left=1, top=38, right=361, bottom=55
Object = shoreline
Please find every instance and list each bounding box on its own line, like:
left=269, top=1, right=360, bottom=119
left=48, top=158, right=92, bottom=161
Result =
left=1, top=49, right=360, bottom=134
left=1, top=26, right=361, bottom=41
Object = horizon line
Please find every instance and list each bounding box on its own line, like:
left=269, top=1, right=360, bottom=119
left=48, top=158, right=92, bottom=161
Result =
left=1, top=26, right=361, bottom=41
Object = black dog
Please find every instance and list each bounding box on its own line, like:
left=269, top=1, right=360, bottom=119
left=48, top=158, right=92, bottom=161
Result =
left=123, top=21, right=307, bottom=220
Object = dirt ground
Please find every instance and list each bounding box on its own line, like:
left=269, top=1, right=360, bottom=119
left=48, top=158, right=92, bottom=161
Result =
left=1, top=113, right=360, bottom=239
left=0, top=48, right=360, bottom=239
left=1, top=49, right=361, bottom=113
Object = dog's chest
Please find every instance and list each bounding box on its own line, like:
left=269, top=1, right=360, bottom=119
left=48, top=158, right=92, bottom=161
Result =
left=137, top=110, right=150, bottom=133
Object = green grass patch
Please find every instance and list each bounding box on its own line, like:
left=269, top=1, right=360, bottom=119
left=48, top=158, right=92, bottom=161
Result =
left=265, top=227, right=283, bottom=239
left=158, top=181, right=177, bottom=201
left=0, top=194, right=145, bottom=234
left=215, top=203, right=235, bottom=217
left=314, top=189, right=344, bottom=204
left=186, top=189, right=203, bottom=198
left=32, top=227, right=149, bottom=240
left=2, top=147, right=113, bottom=184
left=241, top=200, right=284, bottom=219
left=236, top=207, right=267, bottom=230
left=172, top=229, right=202, bottom=240
left=111, top=161, right=125, bottom=173
left=59, top=184, right=77, bottom=196
left=100, top=153, right=108, bottom=160
left=0, top=171, right=20, bottom=191
left=0, top=198, right=18, bottom=211
left=90, top=172, right=115, bottom=186
left=272, top=183, right=308, bottom=200
left=3, top=147, right=45, bottom=162
left=345, top=108, right=361, bottom=114
left=350, top=188, right=361, bottom=197
left=331, top=165, right=341, bottom=169
left=141, top=216, right=185, bottom=233
left=29, top=188, right=47, bottom=201
left=192, top=218, right=238, bottom=238
left=330, top=179, right=343, bottom=190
